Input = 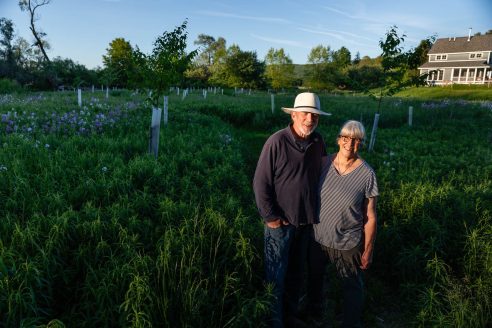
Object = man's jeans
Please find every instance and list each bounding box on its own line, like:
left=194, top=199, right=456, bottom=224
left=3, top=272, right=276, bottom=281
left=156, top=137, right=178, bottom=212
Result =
left=264, top=224, right=311, bottom=328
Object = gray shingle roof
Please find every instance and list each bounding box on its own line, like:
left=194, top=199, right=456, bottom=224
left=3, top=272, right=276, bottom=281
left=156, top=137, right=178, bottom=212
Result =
left=428, top=34, right=492, bottom=54
left=419, top=60, right=491, bottom=69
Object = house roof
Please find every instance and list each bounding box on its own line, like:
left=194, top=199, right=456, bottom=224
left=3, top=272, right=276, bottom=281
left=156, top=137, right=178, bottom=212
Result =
left=428, top=34, right=492, bottom=54
left=419, top=60, right=491, bottom=69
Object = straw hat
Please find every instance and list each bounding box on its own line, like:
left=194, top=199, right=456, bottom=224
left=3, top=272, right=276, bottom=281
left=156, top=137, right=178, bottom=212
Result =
left=281, top=92, right=331, bottom=116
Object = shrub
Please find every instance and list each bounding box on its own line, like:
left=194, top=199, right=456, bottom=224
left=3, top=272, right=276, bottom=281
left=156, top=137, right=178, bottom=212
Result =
left=0, top=78, right=23, bottom=94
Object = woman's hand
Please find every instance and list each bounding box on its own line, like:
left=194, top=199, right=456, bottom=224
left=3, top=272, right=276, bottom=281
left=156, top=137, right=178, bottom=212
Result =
left=361, top=197, right=377, bottom=270
left=360, top=248, right=373, bottom=270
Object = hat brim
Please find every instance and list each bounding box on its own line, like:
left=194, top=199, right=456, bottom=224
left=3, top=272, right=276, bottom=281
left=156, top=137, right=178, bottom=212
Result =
left=281, top=107, right=331, bottom=116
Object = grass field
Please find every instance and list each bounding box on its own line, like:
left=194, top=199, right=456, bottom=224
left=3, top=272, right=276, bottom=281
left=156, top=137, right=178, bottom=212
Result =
left=1, top=90, right=491, bottom=327
left=395, top=84, right=492, bottom=100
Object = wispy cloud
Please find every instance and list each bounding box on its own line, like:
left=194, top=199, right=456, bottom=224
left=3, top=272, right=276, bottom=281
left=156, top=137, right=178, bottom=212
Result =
left=323, top=6, right=362, bottom=20
left=297, top=27, right=376, bottom=48
left=303, top=27, right=376, bottom=43
left=250, top=34, right=306, bottom=48
left=197, top=10, right=290, bottom=24
left=323, top=5, right=435, bottom=32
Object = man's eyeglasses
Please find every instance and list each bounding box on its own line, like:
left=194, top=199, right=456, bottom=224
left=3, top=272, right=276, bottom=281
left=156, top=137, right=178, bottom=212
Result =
left=339, top=135, right=362, bottom=144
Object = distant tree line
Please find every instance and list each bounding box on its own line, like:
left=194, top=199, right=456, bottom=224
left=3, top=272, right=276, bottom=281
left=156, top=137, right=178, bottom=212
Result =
left=2, top=2, right=490, bottom=93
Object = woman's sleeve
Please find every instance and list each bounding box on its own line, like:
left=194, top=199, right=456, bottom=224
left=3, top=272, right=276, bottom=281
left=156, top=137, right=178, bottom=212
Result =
left=365, top=169, right=379, bottom=199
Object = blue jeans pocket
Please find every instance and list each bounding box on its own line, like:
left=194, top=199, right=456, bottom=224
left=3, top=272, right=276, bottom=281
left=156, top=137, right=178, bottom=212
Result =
left=266, top=225, right=284, bottom=239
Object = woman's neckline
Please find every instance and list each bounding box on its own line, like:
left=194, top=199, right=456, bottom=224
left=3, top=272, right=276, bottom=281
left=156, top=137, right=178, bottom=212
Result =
left=330, top=153, right=364, bottom=176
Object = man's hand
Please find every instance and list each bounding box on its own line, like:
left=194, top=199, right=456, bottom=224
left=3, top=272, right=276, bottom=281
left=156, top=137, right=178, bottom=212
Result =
left=266, top=219, right=290, bottom=228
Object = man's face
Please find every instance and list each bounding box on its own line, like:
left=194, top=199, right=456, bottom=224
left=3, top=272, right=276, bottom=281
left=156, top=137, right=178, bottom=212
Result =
left=291, top=111, right=319, bottom=139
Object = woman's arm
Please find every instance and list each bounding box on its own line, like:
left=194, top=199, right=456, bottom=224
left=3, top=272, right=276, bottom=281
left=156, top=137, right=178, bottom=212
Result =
left=360, top=197, right=377, bottom=270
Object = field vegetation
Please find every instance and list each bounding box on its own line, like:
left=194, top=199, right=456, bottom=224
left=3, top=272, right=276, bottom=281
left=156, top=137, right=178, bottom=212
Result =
left=1, top=6, right=491, bottom=326
left=0, top=89, right=491, bottom=327
left=396, top=84, right=492, bottom=101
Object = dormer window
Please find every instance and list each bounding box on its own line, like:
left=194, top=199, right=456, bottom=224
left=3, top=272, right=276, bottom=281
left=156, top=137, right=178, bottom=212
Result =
left=470, top=53, right=482, bottom=59
left=436, top=55, right=447, bottom=61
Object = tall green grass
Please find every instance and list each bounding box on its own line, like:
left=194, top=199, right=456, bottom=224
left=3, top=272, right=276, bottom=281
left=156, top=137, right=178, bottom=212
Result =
left=396, top=84, right=492, bottom=100
left=0, top=90, right=491, bottom=326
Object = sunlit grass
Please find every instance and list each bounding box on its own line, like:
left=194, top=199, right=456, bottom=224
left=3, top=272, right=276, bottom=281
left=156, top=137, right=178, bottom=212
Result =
left=0, top=90, right=491, bottom=326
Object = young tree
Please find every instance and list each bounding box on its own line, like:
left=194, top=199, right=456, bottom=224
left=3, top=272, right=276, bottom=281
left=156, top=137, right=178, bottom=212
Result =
left=376, top=26, right=431, bottom=106
left=144, top=19, right=197, bottom=107
left=264, top=48, right=294, bottom=91
left=350, top=26, right=429, bottom=111
left=18, top=0, right=51, bottom=63
left=364, top=26, right=433, bottom=151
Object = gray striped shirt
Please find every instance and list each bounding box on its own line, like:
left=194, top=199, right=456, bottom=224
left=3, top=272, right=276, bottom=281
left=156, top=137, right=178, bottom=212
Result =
left=314, top=157, right=379, bottom=250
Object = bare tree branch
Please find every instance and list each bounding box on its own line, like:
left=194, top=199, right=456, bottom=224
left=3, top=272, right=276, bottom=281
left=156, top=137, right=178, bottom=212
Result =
left=19, top=0, right=51, bottom=63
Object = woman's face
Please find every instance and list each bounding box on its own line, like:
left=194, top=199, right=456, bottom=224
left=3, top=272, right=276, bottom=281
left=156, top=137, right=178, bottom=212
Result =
left=338, top=135, right=361, bottom=155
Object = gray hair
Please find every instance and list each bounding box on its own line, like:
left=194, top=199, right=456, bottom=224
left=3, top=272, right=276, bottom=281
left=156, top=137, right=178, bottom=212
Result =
left=337, top=120, right=366, bottom=144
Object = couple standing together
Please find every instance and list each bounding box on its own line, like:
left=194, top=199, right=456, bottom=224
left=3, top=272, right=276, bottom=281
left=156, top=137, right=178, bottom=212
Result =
left=253, top=92, right=378, bottom=328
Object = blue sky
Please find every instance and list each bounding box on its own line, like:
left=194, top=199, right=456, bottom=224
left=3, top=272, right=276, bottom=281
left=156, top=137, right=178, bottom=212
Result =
left=1, top=0, right=491, bottom=69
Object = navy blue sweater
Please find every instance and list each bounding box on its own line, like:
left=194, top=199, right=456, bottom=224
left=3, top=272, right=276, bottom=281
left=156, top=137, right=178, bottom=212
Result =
left=253, top=125, right=326, bottom=226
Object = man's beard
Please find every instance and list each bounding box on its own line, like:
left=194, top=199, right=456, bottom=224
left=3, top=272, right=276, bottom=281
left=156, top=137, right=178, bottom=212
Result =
left=299, top=122, right=317, bottom=137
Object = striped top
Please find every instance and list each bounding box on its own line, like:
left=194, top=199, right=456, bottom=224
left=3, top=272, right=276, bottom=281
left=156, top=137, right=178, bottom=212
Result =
left=314, top=156, right=379, bottom=250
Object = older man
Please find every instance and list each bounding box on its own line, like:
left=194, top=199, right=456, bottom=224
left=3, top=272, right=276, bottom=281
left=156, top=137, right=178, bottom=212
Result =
left=253, top=92, right=330, bottom=328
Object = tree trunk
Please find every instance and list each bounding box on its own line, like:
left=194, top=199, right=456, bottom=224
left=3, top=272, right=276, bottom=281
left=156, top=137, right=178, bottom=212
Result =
left=28, top=1, right=50, bottom=63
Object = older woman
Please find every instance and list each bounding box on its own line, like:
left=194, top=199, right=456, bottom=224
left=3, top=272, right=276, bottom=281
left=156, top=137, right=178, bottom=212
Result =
left=311, top=120, right=378, bottom=327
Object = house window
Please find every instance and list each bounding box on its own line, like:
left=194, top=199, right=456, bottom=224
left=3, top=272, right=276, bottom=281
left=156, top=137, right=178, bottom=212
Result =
left=436, top=55, right=447, bottom=61
left=428, top=70, right=444, bottom=81
left=470, top=53, right=483, bottom=59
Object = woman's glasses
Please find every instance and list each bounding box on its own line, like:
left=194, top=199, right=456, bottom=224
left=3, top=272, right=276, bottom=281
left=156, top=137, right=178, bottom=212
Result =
left=339, top=135, right=362, bottom=144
